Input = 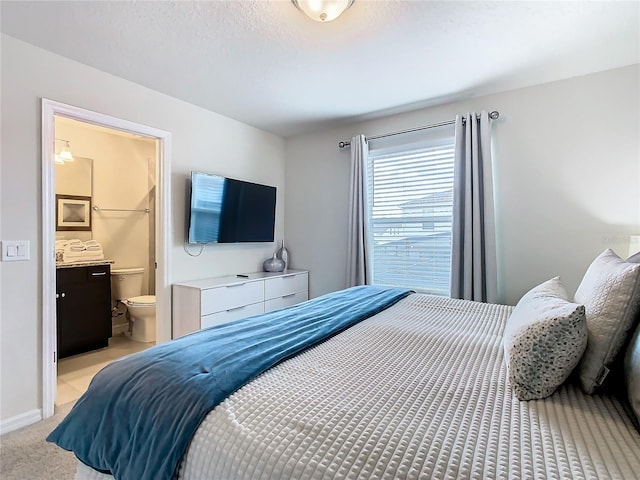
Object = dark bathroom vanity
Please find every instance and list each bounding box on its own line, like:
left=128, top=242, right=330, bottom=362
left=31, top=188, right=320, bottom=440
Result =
left=56, top=261, right=113, bottom=359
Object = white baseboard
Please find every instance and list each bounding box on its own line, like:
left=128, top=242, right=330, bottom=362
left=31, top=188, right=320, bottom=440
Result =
left=0, top=408, right=42, bottom=435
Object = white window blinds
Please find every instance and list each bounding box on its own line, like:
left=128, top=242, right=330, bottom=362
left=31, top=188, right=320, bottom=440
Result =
left=366, top=137, right=455, bottom=296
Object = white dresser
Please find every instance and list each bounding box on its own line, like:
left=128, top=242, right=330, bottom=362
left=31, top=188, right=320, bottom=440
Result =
left=172, top=270, right=309, bottom=338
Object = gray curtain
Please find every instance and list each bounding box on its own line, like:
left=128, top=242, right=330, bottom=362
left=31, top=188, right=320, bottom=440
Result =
left=450, top=111, right=497, bottom=302
left=346, top=135, right=370, bottom=287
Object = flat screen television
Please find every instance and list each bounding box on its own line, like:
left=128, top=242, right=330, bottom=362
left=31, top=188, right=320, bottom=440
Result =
left=188, top=171, right=276, bottom=244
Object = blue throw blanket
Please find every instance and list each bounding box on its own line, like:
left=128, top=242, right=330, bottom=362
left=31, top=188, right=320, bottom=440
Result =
left=47, top=285, right=411, bottom=480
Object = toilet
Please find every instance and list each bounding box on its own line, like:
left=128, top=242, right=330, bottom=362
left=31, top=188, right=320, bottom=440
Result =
left=110, top=267, right=156, bottom=343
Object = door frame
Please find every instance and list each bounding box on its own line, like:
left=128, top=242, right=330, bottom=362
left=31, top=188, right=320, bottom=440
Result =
left=41, top=99, right=172, bottom=418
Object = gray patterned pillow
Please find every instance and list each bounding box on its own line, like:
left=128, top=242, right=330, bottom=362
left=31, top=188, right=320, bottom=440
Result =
left=575, top=249, right=640, bottom=394
left=503, top=277, right=587, bottom=401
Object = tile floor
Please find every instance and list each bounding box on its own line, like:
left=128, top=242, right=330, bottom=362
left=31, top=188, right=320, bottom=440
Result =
left=56, top=335, right=154, bottom=406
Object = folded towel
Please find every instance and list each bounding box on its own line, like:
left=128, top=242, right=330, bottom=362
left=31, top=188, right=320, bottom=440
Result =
left=85, top=241, right=103, bottom=251
left=55, top=240, right=69, bottom=251
left=61, top=256, right=105, bottom=263
left=63, top=251, right=103, bottom=258
left=59, top=240, right=104, bottom=262
left=62, top=249, right=93, bottom=256
left=62, top=250, right=104, bottom=262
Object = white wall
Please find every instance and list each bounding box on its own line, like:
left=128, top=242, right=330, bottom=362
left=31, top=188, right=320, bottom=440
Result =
left=0, top=35, right=285, bottom=425
left=285, top=65, right=640, bottom=305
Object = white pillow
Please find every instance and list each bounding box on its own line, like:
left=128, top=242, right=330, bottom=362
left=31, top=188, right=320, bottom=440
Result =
left=575, top=249, right=640, bottom=394
left=503, top=277, right=587, bottom=401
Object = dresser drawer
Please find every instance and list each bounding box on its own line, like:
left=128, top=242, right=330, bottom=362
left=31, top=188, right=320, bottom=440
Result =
left=264, top=272, right=308, bottom=300
left=201, top=302, right=264, bottom=329
left=201, top=281, right=264, bottom=316
left=264, top=290, right=309, bottom=313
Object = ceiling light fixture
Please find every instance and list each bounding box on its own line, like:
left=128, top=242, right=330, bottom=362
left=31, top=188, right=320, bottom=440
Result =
left=292, top=0, right=354, bottom=22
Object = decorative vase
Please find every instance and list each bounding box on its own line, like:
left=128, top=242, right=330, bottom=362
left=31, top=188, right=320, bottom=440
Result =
left=276, top=240, right=289, bottom=271
left=263, top=253, right=285, bottom=272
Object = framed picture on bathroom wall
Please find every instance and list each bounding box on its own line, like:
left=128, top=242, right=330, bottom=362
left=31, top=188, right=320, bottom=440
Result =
left=56, top=194, right=92, bottom=231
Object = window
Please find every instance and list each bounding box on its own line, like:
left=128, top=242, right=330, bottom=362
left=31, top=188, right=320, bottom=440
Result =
left=366, top=136, right=455, bottom=295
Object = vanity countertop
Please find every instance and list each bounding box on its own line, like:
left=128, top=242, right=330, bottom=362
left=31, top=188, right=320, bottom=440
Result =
left=56, top=259, right=115, bottom=269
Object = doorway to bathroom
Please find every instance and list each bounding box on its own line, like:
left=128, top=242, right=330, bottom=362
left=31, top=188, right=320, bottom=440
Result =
left=41, top=99, right=172, bottom=418
left=53, top=116, right=158, bottom=405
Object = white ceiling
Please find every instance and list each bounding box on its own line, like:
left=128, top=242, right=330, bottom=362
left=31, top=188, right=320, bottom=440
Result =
left=1, top=1, right=639, bottom=138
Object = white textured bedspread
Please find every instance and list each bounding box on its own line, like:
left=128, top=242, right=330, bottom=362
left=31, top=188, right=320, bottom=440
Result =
left=76, top=294, right=640, bottom=480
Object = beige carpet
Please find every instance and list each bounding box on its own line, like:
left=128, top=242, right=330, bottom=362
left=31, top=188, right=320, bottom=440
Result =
left=0, top=402, right=77, bottom=479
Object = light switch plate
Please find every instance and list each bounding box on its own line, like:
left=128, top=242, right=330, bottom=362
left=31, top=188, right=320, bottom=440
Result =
left=1, top=240, right=30, bottom=261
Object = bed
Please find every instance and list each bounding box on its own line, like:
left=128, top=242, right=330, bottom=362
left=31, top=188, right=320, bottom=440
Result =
left=50, top=251, right=640, bottom=480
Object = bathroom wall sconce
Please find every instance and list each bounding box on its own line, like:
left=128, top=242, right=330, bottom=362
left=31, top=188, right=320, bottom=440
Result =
left=55, top=138, right=74, bottom=164
left=292, top=0, right=354, bottom=22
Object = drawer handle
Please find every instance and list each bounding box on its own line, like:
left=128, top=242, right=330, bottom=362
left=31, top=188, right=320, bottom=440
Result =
left=91, top=272, right=107, bottom=276
left=226, top=283, right=246, bottom=288
left=226, top=305, right=245, bottom=312
left=282, top=293, right=296, bottom=298
left=281, top=274, right=296, bottom=278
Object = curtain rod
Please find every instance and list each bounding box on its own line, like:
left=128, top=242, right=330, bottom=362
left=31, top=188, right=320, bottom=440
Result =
left=337, top=110, right=500, bottom=149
